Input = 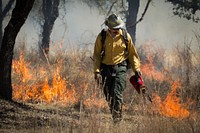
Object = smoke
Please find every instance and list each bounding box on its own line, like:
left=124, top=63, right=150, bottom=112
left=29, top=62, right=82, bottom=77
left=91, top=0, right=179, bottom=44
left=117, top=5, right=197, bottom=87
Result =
left=52, top=1, right=105, bottom=49
left=13, top=0, right=200, bottom=51
left=137, top=0, right=199, bottom=50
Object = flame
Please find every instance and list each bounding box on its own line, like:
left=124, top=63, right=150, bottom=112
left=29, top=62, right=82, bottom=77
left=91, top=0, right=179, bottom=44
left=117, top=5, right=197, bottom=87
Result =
left=12, top=52, right=107, bottom=109
left=40, top=77, right=52, bottom=103
left=152, top=80, right=190, bottom=119
left=139, top=44, right=192, bottom=120
left=12, top=53, right=32, bottom=82
left=141, top=54, right=165, bottom=81
left=12, top=53, right=77, bottom=106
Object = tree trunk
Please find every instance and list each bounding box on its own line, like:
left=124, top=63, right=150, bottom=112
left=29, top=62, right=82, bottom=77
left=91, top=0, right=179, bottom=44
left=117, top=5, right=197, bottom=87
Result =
left=0, top=0, right=2, bottom=48
left=40, top=0, right=60, bottom=55
left=0, top=0, right=15, bottom=49
left=126, top=0, right=140, bottom=44
left=0, top=0, right=35, bottom=100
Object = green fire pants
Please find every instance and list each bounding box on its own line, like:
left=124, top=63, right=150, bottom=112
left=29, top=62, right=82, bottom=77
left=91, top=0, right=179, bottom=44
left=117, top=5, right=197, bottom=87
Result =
left=101, top=61, right=127, bottom=116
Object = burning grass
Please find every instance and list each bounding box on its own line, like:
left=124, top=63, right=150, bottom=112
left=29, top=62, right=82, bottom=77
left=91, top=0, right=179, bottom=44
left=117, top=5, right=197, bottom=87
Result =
left=1, top=42, right=199, bottom=132
left=152, top=80, right=190, bottom=119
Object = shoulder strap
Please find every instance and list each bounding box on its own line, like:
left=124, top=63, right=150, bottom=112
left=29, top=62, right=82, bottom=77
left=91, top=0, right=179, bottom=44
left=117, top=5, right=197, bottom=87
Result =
left=100, top=29, right=106, bottom=45
left=121, top=29, right=131, bottom=69
left=100, top=29, right=106, bottom=57
left=121, top=28, right=129, bottom=51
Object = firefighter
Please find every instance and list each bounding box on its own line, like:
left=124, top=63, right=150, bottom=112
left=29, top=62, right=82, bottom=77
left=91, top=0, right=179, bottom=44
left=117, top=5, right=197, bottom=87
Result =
left=93, top=14, right=141, bottom=123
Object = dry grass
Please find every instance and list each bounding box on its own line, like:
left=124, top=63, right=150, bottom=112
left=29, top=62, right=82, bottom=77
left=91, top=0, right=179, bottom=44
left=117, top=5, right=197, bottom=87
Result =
left=0, top=40, right=200, bottom=133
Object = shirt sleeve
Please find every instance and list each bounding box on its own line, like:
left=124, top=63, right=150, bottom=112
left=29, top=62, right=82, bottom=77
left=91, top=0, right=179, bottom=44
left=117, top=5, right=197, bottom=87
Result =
left=93, top=33, right=102, bottom=73
left=127, top=33, right=141, bottom=72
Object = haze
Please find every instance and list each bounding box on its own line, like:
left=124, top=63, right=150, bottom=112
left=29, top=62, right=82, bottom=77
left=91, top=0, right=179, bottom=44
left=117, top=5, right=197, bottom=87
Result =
left=2, top=0, right=199, bottom=51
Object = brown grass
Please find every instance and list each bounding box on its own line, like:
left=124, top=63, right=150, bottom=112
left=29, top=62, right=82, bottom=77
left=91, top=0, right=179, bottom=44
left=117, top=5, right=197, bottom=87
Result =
left=0, top=40, right=200, bottom=133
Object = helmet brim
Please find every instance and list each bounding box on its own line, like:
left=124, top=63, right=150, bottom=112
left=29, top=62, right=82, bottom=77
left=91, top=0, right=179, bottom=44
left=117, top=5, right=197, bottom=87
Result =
left=107, top=22, right=124, bottom=29
left=111, top=23, right=124, bottom=29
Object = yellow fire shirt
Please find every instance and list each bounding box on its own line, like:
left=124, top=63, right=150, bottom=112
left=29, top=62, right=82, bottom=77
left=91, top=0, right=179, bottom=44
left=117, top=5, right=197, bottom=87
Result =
left=93, top=29, right=140, bottom=73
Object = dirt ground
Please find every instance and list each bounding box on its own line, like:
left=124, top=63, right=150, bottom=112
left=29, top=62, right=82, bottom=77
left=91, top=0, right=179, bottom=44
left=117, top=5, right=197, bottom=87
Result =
left=1, top=99, right=200, bottom=133
left=0, top=99, right=115, bottom=132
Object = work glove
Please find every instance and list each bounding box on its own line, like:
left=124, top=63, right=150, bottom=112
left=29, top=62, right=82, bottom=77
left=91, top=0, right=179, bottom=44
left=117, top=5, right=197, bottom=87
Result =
left=135, top=70, right=141, bottom=78
left=134, top=70, right=146, bottom=93
left=94, top=72, right=102, bottom=85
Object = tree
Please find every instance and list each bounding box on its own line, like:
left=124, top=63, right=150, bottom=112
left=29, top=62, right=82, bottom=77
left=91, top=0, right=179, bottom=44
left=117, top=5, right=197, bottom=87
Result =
left=166, top=0, right=200, bottom=23
left=82, top=0, right=152, bottom=44
left=0, top=0, right=15, bottom=48
left=0, top=0, right=35, bottom=100
left=126, top=0, right=139, bottom=43
left=126, top=0, right=151, bottom=43
left=40, top=0, right=60, bottom=55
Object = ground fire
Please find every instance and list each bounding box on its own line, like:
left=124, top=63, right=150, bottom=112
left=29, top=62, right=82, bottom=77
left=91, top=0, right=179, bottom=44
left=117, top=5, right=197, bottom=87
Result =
left=12, top=52, right=107, bottom=109
left=140, top=48, right=191, bottom=119
left=12, top=51, right=192, bottom=119
left=152, top=81, right=190, bottom=119
left=12, top=53, right=77, bottom=105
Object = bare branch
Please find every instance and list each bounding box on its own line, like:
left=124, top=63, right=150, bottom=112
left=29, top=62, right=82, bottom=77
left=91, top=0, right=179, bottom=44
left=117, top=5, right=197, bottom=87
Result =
left=1, top=0, right=15, bottom=19
left=106, top=0, right=117, bottom=16
left=127, top=0, right=152, bottom=28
